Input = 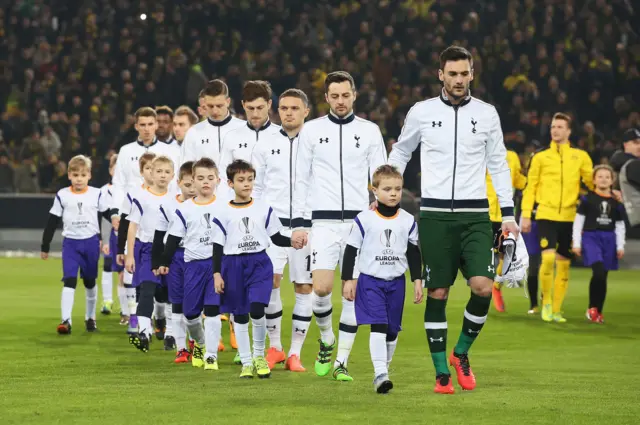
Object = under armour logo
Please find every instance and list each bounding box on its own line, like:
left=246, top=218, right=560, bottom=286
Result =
left=295, top=328, right=306, bottom=334
left=468, top=329, right=480, bottom=334
left=488, top=265, right=495, bottom=273
left=271, top=149, right=280, bottom=155
left=239, top=143, right=248, bottom=148
left=77, top=202, right=83, bottom=215
left=354, top=135, right=360, bottom=148
left=312, top=250, right=317, bottom=264
left=471, top=118, right=477, bottom=133
left=432, top=121, right=442, bottom=127
left=201, top=139, right=209, bottom=144
left=131, top=156, right=139, bottom=161
left=319, top=137, right=329, bottom=144
left=429, top=337, right=444, bottom=343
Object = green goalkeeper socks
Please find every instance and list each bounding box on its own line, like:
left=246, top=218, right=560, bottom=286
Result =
left=424, top=296, right=449, bottom=375
left=454, top=292, right=491, bottom=355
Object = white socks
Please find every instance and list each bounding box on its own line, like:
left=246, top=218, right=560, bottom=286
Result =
left=125, top=286, right=137, bottom=318
left=387, top=336, right=398, bottom=368
left=165, top=304, right=173, bottom=338
left=204, top=315, right=222, bottom=360
left=234, top=320, right=252, bottom=367
left=252, top=316, right=267, bottom=358
left=185, top=317, right=204, bottom=345
left=370, top=332, right=388, bottom=377
left=61, top=287, right=75, bottom=323
left=138, top=316, right=152, bottom=337
left=289, top=292, right=312, bottom=357
left=101, top=271, right=112, bottom=303
left=312, top=291, right=335, bottom=345
left=85, top=285, right=97, bottom=320
left=154, top=301, right=166, bottom=320
left=117, top=285, right=129, bottom=315
left=266, top=288, right=283, bottom=350
left=335, top=297, right=357, bottom=368
left=173, top=311, right=187, bottom=351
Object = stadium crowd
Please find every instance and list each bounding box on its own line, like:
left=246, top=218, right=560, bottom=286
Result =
left=0, top=0, right=638, bottom=194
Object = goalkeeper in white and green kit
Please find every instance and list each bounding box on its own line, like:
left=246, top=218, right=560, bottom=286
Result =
left=388, top=46, right=519, bottom=394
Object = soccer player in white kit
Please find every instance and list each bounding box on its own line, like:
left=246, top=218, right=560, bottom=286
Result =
left=252, top=88, right=313, bottom=371
left=292, top=72, right=387, bottom=381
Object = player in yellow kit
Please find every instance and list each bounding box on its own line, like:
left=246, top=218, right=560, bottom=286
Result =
left=487, top=150, right=527, bottom=312
left=521, top=113, right=593, bottom=322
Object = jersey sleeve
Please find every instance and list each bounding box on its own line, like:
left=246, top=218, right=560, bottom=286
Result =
left=49, top=191, right=64, bottom=217
left=580, top=152, right=595, bottom=191
left=218, top=132, right=234, bottom=183
left=265, top=205, right=283, bottom=236
left=180, top=127, right=198, bottom=165
left=346, top=215, right=365, bottom=249
left=485, top=107, right=514, bottom=219
left=168, top=207, right=187, bottom=238
left=128, top=196, right=143, bottom=225
left=368, top=125, right=388, bottom=180
left=211, top=215, right=227, bottom=245
left=576, top=195, right=588, bottom=215
left=388, top=104, right=421, bottom=174
left=292, top=126, right=313, bottom=226
left=97, top=189, right=109, bottom=213
left=408, top=220, right=419, bottom=246
left=157, top=204, right=172, bottom=232
left=521, top=153, right=541, bottom=219
left=111, top=146, right=128, bottom=211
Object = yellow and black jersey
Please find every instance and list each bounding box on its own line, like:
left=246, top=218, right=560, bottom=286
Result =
left=487, top=150, right=527, bottom=222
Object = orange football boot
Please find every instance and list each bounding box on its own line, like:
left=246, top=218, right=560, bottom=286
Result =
left=229, top=321, right=237, bottom=349
left=285, top=355, right=306, bottom=372
left=266, top=347, right=286, bottom=369
left=492, top=285, right=505, bottom=312
left=175, top=349, right=191, bottom=364
left=449, top=351, right=476, bottom=391
left=434, top=374, right=455, bottom=394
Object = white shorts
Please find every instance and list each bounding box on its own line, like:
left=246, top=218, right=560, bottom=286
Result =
left=309, top=221, right=359, bottom=277
left=267, top=229, right=312, bottom=284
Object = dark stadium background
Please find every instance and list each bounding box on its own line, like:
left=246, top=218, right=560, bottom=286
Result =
left=0, top=0, right=637, bottom=196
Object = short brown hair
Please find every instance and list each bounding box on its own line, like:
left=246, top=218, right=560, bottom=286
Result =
left=439, top=45, right=473, bottom=70
left=202, top=79, right=229, bottom=98
left=134, top=107, right=157, bottom=122
left=68, top=155, right=92, bottom=172
left=193, top=157, right=219, bottom=175
left=243, top=80, right=272, bottom=103
left=226, top=159, right=255, bottom=181
left=552, top=112, right=572, bottom=126
left=152, top=155, right=174, bottom=170
left=179, top=161, right=194, bottom=181
left=139, top=152, right=157, bottom=173
left=593, top=164, right=616, bottom=183
left=279, top=88, right=309, bottom=107
left=155, top=105, right=174, bottom=119
left=108, top=153, right=118, bottom=169
left=324, top=71, right=356, bottom=93
left=372, top=165, right=403, bottom=187
left=175, top=105, right=198, bottom=125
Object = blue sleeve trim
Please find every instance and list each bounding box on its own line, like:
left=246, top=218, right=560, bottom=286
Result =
left=56, top=194, right=63, bottom=210
left=133, top=199, right=143, bottom=216
left=213, top=217, right=226, bottom=236
left=175, top=209, right=187, bottom=229
left=409, top=221, right=417, bottom=236
left=159, top=206, right=169, bottom=223
left=265, top=207, right=273, bottom=229
left=354, top=216, right=365, bottom=238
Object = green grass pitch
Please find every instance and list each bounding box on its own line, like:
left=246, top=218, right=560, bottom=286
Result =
left=1, top=258, right=639, bottom=425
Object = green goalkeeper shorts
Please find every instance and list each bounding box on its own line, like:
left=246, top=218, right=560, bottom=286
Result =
left=419, top=211, right=495, bottom=288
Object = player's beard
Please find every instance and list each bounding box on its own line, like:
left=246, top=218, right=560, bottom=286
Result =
left=331, top=106, right=353, bottom=118
left=445, top=83, right=469, bottom=101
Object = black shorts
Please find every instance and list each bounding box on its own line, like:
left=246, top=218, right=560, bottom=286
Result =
left=536, top=220, right=573, bottom=258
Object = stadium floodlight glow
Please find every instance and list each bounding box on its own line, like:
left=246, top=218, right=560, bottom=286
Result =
left=140, top=13, right=147, bottom=20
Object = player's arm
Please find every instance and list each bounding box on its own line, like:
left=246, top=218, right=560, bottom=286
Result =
left=265, top=206, right=293, bottom=247
left=110, top=147, right=128, bottom=215
left=485, top=108, right=515, bottom=221
left=180, top=127, right=197, bottom=165
left=407, top=220, right=423, bottom=304
left=211, top=216, right=227, bottom=294
left=388, top=105, right=421, bottom=174
left=521, top=153, right=541, bottom=219
left=580, top=152, right=594, bottom=191
left=615, top=204, right=626, bottom=255
left=368, top=126, right=388, bottom=178
left=125, top=198, right=142, bottom=263
left=161, top=208, right=187, bottom=267
left=292, top=127, right=313, bottom=228
left=508, top=152, right=527, bottom=190
left=251, top=145, right=267, bottom=199
left=41, top=193, right=63, bottom=257
left=341, top=217, right=365, bottom=281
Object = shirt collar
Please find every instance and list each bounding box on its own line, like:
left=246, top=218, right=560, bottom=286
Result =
left=328, top=111, right=355, bottom=125
left=439, top=88, right=472, bottom=108
left=207, top=114, right=232, bottom=127
left=279, top=128, right=300, bottom=140
left=247, top=120, right=271, bottom=132
left=137, top=137, right=157, bottom=148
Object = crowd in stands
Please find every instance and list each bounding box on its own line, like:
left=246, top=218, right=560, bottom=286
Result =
left=0, top=0, right=638, bottom=194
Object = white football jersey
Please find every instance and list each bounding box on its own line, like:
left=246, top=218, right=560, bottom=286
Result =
left=120, top=184, right=146, bottom=216
left=128, top=187, right=177, bottom=243
left=50, top=186, right=109, bottom=239
left=346, top=209, right=418, bottom=280
left=212, top=199, right=283, bottom=255
left=180, top=116, right=246, bottom=166
left=158, top=194, right=186, bottom=246
left=168, top=197, right=222, bottom=262
left=111, top=138, right=180, bottom=212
